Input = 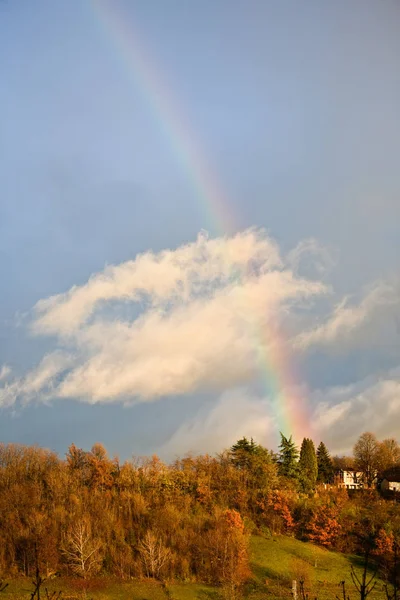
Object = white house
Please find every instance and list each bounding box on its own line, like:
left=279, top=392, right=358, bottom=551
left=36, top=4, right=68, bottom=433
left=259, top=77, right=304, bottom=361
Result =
left=337, top=469, right=364, bottom=490
left=381, top=467, right=400, bottom=492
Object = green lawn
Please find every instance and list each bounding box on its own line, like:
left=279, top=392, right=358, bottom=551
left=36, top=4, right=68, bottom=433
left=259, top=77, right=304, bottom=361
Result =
left=0, top=536, right=390, bottom=599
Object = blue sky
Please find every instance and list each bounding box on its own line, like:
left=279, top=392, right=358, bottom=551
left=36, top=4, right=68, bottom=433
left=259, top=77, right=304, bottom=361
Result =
left=0, top=0, right=399, bottom=460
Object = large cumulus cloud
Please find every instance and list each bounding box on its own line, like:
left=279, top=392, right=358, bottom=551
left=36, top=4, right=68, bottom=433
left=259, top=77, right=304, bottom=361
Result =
left=0, top=229, right=398, bottom=429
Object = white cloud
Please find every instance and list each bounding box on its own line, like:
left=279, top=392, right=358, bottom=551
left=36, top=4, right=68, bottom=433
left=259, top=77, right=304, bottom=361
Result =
left=0, top=352, right=74, bottom=408
left=31, top=229, right=284, bottom=337
left=0, top=365, right=11, bottom=381
left=55, top=269, right=324, bottom=402
left=293, top=281, right=398, bottom=350
left=159, top=388, right=275, bottom=458
left=310, top=367, right=400, bottom=454
left=287, top=238, right=336, bottom=280
left=312, top=400, right=352, bottom=431
left=0, top=229, right=327, bottom=407
left=158, top=368, right=400, bottom=459
left=0, top=228, right=398, bottom=419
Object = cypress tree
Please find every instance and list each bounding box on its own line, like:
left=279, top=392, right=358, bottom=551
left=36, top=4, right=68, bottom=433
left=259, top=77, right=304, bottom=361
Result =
left=317, top=441, right=334, bottom=483
left=299, top=438, right=318, bottom=492
left=278, top=433, right=299, bottom=479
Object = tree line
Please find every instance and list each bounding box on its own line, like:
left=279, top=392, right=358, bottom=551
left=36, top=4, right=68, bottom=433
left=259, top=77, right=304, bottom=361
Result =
left=277, top=431, right=400, bottom=491
left=0, top=432, right=398, bottom=594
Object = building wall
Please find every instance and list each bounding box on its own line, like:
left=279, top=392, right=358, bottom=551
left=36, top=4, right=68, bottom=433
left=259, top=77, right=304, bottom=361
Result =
left=382, top=479, right=400, bottom=492
left=337, top=470, right=364, bottom=489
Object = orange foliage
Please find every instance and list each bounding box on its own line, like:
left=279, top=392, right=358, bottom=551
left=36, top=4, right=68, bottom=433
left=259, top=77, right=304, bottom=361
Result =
left=306, top=505, right=341, bottom=547
left=266, top=490, right=295, bottom=531
left=374, top=529, right=394, bottom=556
left=223, top=509, right=245, bottom=533
left=196, top=480, right=213, bottom=507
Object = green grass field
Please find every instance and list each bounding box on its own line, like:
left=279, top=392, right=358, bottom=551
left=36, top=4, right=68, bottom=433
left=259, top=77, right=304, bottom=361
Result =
left=247, top=535, right=386, bottom=599
left=0, top=535, right=389, bottom=599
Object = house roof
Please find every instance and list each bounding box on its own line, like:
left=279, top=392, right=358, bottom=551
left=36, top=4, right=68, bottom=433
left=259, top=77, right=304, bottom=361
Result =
left=337, top=469, right=361, bottom=473
left=382, top=466, right=400, bottom=483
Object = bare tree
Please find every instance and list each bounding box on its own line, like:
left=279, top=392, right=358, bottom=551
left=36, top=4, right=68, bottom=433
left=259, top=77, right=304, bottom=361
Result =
left=353, top=433, right=379, bottom=488
left=336, top=580, right=350, bottom=600
left=350, top=562, right=377, bottom=600
left=138, top=531, right=171, bottom=579
left=61, top=519, right=102, bottom=579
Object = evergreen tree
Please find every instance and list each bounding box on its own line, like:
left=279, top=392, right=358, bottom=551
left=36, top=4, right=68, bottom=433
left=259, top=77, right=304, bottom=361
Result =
left=317, top=441, right=334, bottom=483
left=231, top=436, right=258, bottom=455
left=231, top=436, right=259, bottom=469
left=299, top=438, right=318, bottom=492
left=278, top=433, right=299, bottom=478
left=230, top=437, right=279, bottom=496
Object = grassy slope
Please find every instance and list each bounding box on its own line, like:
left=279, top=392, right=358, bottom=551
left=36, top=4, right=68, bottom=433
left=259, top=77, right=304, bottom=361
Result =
left=1, top=536, right=387, bottom=599
left=248, top=535, right=385, bottom=599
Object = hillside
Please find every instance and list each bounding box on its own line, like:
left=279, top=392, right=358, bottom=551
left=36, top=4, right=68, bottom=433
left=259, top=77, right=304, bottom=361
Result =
left=247, top=535, right=385, bottom=599
left=170, top=535, right=386, bottom=599
left=1, top=535, right=387, bottom=600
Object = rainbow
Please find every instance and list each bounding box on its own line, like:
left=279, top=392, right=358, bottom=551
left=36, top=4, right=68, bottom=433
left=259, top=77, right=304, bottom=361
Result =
left=90, top=0, right=236, bottom=237
left=257, top=324, right=311, bottom=444
left=89, top=0, right=311, bottom=444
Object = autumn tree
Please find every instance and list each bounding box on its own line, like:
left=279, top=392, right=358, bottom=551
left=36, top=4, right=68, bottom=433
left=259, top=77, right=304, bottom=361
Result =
left=332, top=455, right=355, bottom=471
left=87, top=443, right=113, bottom=490
left=66, top=444, right=91, bottom=487
left=298, top=438, right=318, bottom=493
left=61, top=518, right=102, bottom=578
left=203, top=509, right=250, bottom=599
left=258, top=490, right=295, bottom=534
left=354, top=432, right=380, bottom=488
left=377, top=438, right=400, bottom=477
left=306, top=504, right=341, bottom=547
left=230, top=437, right=278, bottom=511
left=221, top=510, right=249, bottom=600
left=138, top=531, right=171, bottom=579
left=374, top=528, right=395, bottom=557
